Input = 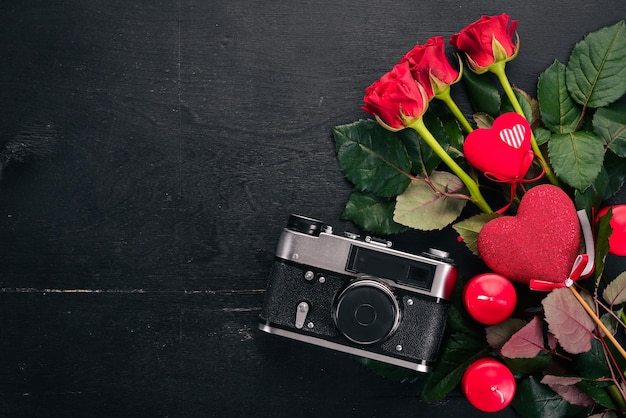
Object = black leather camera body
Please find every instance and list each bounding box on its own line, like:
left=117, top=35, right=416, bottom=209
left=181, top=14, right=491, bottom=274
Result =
left=259, top=215, right=458, bottom=372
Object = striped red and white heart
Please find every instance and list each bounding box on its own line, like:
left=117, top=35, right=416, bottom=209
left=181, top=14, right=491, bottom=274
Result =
left=463, top=112, right=534, bottom=181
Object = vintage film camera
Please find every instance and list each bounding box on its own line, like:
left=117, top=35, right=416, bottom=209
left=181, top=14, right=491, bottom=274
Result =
left=258, top=214, right=458, bottom=372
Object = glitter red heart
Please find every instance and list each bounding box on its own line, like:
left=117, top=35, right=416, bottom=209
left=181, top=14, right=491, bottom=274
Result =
left=477, top=185, right=582, bottom=285
left=464, top=112, right=534, bottom=182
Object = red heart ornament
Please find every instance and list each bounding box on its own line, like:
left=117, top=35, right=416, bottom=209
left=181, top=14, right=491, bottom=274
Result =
left=464, top=112, right=534, bottom=181
left=477, top=185, right=581, bottom=285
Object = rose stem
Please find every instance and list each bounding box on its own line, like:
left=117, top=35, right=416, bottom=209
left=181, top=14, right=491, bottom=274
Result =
left=607, top=384, right=626, bottom=413
left=569, top=285, right=626, bottom=361
left=489, top=62, right=560, bottom=187
left=435, top=88, right=474, bottom=134
left=407, top=117, right=493, bottom=213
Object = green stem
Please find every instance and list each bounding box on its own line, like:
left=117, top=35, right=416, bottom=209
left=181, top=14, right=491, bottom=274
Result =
left=435, top=88, right=474, bottom=134
left=407, top=117, right=493, bottom=214
left=607, top=384, right=626, bottom=413
left=489, top=62, right=560, bottom=186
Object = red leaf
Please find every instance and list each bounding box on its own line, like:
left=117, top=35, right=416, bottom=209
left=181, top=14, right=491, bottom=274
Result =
left=500, top=316, right=546, bottom=358
left=540, top=375, right=595, bottom=407
left=540, top=375, right=583, bottom=386
left=603, top=271, right=626, bottom=307
left=542, top=288, right=595, bottom=354
left=589, top=412, right=620, bottom=418
left=485, top=318, right=526, bottom=351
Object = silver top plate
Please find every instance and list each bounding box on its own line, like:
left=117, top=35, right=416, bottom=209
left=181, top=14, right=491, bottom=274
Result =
left=275, top=228, right=457, bottom=300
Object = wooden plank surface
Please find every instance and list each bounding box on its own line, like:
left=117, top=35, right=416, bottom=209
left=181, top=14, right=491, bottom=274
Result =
left=0, top=1, right=625, bottom=416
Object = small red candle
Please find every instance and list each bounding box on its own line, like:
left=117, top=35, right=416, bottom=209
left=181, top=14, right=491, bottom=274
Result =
left=598, top=205, right=626, bottom=256
left=462, top=358, right=516, bottom=412
left=463, top=273, right=516, bottom=325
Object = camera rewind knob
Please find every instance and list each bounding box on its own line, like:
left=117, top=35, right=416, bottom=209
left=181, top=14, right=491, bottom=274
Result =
left=422, top=248, right=453, bottom=263
left=287, top=214, right=326, bottom=236
left=427, top=248, right=450, bottom=259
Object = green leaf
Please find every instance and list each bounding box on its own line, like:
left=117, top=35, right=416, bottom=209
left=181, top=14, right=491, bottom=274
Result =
left=501, top=88, right=537, bottom=126
left=422, top=106, right=462, bottom=165
left=548, top=131, right=605, bottom=191
left=574, top=340, right=624, bottom=408
left=421, top=306, right=488, bottom=401
left=393, top=171, right=467, bottom=231
left=485, top=318, right=527, bottom=350
left=593, top=102, right=626, bottom=157
left=594, top=208, right=613, bottom=283
left=566, top=20, right=626, bottom=108
left=574, top=166, right=609, bottom=214
left=473, top=112, right=493, bottom=129
left=341, top=191, right=407, bottom=235
left=603, top=151, right=626, bottom=200
left=420, top=299, right=485, bottom=401
left=423, top=102, right=451, bottom=148
left=425, top=101, right=465, bottom=159
left=452, top=213, right=501, bottom=256
left=601, top=310, right=621, bottom=335
left=576, top=380, right=617, bottom=411
left=534, top=127, right=552, bottom=146
left=441, top=115, right=464, bottom=155
left=333, top=120, right=412, bottom=197
left=574, top=339, right=612, bottom=379
left=396, top=121, right=440, bottom=177
left=511, top=376, right=591, bottom=418
left=447, top=293, right=486, bottom=337
left=503, top=352, right=552, bottom=375
left=538, top=60, right=582, bottom=133
left=462, top=69, right=501, bottom=116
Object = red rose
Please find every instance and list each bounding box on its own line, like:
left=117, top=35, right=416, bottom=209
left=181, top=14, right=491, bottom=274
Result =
left=362, top=61, right=429, bottom=130
left=450, top=14, right=519, bottom=73
left=400, top=36, right=461, bottom=98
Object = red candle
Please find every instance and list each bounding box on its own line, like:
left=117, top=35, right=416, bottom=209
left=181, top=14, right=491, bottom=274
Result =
left=462, top=358, right=516, bottom=412
left=598, top=205, right=626, bottom=256
left=463, top=273, right=516, bottom=325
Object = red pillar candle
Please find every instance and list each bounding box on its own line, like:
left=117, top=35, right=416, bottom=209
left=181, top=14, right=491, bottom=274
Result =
left=463, top=273, right=517, bottom=325
left=462, top=358, right=516, bottom=412
left=598, top=205, right=626, bottom=256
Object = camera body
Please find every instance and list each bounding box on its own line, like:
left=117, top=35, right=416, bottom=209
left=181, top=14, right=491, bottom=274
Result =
left=259, top=215, right=458, bottom=372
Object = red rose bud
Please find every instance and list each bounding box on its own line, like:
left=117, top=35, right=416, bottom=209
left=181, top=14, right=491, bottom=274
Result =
left=450, top=13, right=519, bottom=74
left=598, top=205, right=626, bottom=256
left=399, top=36, right=461, bottom=98
left=362, top=61, right=429, bottom=131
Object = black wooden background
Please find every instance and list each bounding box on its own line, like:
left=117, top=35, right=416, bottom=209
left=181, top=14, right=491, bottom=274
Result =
left=0, top=1, right=625, bottom=417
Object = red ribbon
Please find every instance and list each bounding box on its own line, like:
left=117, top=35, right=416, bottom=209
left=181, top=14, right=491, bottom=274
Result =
left=529, top=210, right=595, bottom=291
left=483, top=156, right=546, bottom=214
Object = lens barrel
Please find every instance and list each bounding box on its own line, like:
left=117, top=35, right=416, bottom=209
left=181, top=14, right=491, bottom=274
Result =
left=333, top=279, right=401, bottom=345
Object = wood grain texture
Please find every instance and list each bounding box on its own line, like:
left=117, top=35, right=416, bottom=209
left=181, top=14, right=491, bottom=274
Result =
left=0, top=1, right=625, bottom=416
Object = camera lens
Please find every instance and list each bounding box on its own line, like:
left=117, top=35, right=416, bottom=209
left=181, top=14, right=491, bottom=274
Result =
left=333, top=279, right=400, bottom=345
